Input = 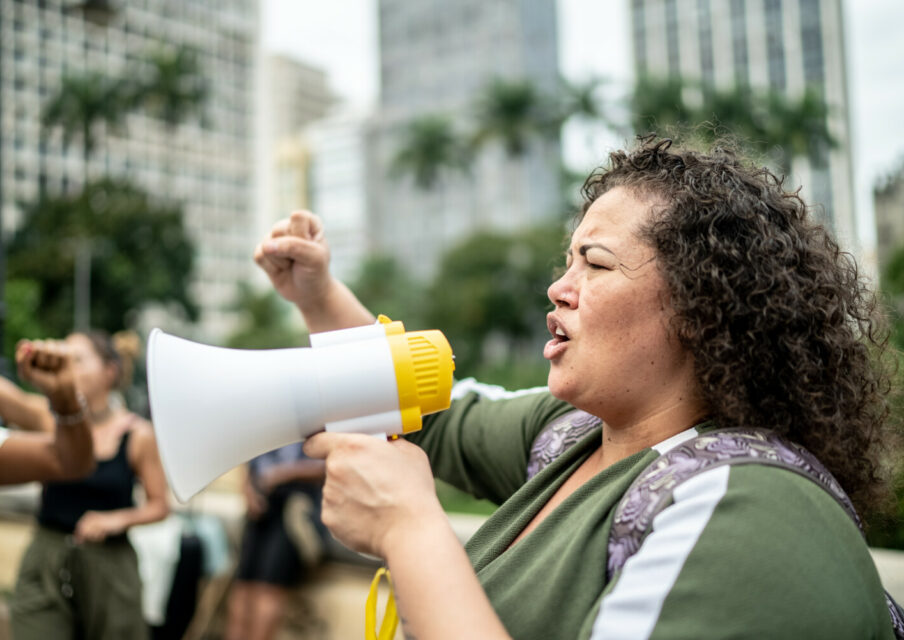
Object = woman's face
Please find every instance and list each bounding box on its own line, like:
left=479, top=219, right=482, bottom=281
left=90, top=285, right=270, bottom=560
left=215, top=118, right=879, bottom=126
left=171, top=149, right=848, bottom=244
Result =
left=545, top=187, right=694, bottom=424
left=65, top=334, right=116, bottom=401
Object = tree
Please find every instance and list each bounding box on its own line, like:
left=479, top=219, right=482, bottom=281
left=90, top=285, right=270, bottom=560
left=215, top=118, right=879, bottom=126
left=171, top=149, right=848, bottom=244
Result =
left=132, top=45, right=207, bottom=129
left=390, top=114, right=472, bottom=190
left=224, top=282, right=307, bottom=350
left=42, top=72, right=129, bottom=181
left=6, top=178, right=197, bottom=340
left=630, top=76, right=835, bottom=175
left=472, top=77, right=558, bottom=157
left=351, top=254, right=428, bottom=328
left=424, top=224, right=563, bottom=384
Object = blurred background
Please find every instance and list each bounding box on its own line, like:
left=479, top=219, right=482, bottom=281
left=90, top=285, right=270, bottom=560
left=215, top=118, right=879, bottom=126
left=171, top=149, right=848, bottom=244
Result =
left=0, top=0, right=903, bottom=637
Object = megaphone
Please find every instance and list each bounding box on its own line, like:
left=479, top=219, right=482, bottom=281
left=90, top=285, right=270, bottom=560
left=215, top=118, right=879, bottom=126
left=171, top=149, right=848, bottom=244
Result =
left=147, top=318, right=454, bottom=502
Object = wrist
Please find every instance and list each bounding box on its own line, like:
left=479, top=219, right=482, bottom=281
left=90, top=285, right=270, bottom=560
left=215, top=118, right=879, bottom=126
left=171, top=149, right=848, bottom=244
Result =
left=50, top=390, right=88, bottom=426
left=381, top=501, right=449, bottom=560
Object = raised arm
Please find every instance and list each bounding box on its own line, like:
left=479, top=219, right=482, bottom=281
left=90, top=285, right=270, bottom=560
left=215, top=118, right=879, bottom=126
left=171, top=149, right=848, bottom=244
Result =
left=0, top=340, right=95, bottom=483
left=253, top=210, right=375, bottom=333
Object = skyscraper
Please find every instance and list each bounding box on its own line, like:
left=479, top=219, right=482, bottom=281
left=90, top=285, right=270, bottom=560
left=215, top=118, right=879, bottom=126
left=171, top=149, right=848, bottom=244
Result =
left=0, top=0, right=258, bottom=339
left=630, top=0, right=857, bottom=247
left=366, top=0, right=562, bottom=277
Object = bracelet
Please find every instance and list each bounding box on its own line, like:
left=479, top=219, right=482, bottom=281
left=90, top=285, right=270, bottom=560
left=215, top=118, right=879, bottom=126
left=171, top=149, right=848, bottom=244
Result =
left=50, top=391, right=89, bottom=427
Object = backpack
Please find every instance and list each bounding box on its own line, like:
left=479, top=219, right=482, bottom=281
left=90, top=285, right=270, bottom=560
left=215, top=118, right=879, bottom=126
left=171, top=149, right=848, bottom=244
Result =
left=526, top=412, right=904, bottom=638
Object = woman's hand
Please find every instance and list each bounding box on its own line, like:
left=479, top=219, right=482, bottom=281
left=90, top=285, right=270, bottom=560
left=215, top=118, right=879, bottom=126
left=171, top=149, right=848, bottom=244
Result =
left=303, top=433, right=446, bottom=558
left=15, top=340, right=80, bottom=413
left=254, top=210, right=331, bottom=308
left=74, top=510, right=128, bottom=543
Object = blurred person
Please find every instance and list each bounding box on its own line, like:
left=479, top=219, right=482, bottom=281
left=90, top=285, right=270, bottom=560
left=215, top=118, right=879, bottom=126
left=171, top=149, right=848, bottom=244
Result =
left=255, top=137, right=901, bottom=639
left=0, top=340, right=95, bottom=484
left=4, top=330, right=169, bottom=640
left=225, top=442, right=326, bottom=640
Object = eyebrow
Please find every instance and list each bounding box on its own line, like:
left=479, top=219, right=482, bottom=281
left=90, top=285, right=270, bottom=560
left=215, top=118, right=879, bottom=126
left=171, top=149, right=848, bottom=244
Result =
left=566, top=243, right=618, bottom=259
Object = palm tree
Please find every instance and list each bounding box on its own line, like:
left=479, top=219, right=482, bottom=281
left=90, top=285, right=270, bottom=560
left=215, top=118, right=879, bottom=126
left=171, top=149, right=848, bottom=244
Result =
left=134, top=45, right=207, bottom=129
left=130, top=45, right=208, bottom=197
left=42, top=72, right=129, bottom=184
left=390, top=114, right=472, bottom=190
left=472, top=78, right=557, bottom=157
left=630, top=76, right=836, bottom=176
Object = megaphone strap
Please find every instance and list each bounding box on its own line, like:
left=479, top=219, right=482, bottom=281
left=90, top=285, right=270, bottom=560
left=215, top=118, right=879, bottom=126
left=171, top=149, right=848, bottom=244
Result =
left=366, top=567, right=399, bottom=640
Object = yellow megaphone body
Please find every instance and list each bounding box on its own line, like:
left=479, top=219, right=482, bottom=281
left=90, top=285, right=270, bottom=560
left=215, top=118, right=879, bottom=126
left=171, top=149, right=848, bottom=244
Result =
left=147, top=318, right=454, bottom=502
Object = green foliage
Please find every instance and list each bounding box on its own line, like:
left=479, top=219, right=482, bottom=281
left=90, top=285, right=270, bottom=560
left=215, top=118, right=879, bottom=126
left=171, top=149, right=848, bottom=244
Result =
left=390, top=115, right=472, bottom=190
left=42, top=72, right=130, bottom=163
left=224, top=282, right=308, bottom=350
left=4, top=279, right=47, bottom=355
left=630, top=76, right=835, bottom=174
left=865, top=245, right=904, bottom=549
left=425, top=224, right=564, bottom=376
left=473, top=78, right=559, bottom=156
left=351, top=254, right=429, bottom=329
left=6, top=178, right=197, bottom=341
left=130, top=45, right=208, bottom=129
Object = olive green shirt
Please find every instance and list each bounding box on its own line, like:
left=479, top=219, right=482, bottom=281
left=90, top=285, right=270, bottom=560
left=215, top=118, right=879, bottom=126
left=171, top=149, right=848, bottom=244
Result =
left=412, top=387, right=894, bottom=640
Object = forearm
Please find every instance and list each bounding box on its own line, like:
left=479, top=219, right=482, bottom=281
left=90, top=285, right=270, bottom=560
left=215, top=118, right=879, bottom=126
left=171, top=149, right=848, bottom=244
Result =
left=383, top=517, right=511, bottom=640
left=51, top=417, right=95, bottom=479
left=0, top=378, right=53, bottom=432
left=297, top=276, right=375, bottom=333
left=109, top=498, right=169, bottom=530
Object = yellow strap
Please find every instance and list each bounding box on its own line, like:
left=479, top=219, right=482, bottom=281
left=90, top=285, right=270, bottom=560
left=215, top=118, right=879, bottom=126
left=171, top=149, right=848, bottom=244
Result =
left=366, top=567, right=399, bottom=640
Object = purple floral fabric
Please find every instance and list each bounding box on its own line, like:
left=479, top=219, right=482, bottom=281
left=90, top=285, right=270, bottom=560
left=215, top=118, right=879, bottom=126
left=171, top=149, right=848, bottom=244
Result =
left=526, top=410, right=601, bottom=480
left=603, top=428, right=904, bottom=637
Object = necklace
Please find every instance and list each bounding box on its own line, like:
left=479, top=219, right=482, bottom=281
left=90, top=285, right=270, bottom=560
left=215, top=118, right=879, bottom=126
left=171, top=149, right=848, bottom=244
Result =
left=89, top=404, right=113, bottom=423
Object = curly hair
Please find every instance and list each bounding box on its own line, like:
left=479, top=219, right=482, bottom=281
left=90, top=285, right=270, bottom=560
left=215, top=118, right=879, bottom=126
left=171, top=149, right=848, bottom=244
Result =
left=580, top=136, right=893, bottom=515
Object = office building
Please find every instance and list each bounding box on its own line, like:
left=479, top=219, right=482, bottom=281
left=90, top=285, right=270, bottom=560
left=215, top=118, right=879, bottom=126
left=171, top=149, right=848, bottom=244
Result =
left=367, top=0, right=562, bottom=276
left=0, top=0, right=258, bottom=339
left=630, top=0, right=857, bottom=247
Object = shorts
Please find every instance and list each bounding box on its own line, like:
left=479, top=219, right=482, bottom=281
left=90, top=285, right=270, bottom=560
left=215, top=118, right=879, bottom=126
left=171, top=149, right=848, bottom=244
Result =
left=234, top=485, right=324, bottom=587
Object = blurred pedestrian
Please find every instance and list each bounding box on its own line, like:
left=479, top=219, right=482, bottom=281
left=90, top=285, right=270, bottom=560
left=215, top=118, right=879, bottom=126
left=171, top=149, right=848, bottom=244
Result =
left=225, top=442, right=327, bottom=640
left=5, top=330, right=169, bottom=640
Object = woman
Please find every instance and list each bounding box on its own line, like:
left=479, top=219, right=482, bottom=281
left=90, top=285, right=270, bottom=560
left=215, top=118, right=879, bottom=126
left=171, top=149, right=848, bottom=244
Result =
left=256, top=137, right=897, bottom=638
left=3, top=331, right=169, bottom=640
left=0, top=340, right=95, bottom=484
left=225, top=443, right=326, bottom=640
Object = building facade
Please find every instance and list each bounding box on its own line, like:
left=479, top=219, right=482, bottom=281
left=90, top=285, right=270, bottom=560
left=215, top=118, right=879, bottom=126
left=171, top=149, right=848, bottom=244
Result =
left=366, top=0, right=562, bottom=277
left=630, top=0, right=857, bottom=248
left=874, top=163, right=904, bottom=280
left=257, top=53, right=334, bottom=247
left=0, top=0, right=258, bottom=340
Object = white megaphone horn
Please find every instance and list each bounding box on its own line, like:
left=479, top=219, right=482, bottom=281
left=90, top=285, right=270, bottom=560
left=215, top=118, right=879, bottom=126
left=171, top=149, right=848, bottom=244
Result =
left=147, top=318, right=454, bottom=502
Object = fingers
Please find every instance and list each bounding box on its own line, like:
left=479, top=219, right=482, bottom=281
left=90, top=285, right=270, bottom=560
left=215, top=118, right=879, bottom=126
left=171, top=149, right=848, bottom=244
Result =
left=303, top=432, right=377, bottom=460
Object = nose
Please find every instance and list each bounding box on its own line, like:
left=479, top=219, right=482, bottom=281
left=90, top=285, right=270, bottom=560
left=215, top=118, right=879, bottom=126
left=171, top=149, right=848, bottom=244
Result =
left=547, top=270, right=577, bottom=309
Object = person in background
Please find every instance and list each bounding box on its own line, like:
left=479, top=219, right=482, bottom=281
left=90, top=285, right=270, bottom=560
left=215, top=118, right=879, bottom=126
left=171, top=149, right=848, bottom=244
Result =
left=225, top=442, right=327, bottom=640
left=0, top=339, right=95, bottom=484
left=3, top=330, right=169, bottom=640
left=255, top=136, right=899, bottom=639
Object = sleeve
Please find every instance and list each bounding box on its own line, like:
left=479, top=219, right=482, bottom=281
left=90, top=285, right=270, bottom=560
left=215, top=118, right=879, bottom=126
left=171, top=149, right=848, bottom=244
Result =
left=0, top=426, right=8, bottom=448
left=406, top=380, right=572, bottom=505
left=585, top=465, right=894, bottom=640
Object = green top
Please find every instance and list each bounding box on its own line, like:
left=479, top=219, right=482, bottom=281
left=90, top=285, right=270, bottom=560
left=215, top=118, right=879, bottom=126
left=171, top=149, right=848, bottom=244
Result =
left=411, top=387, right=894, bottom=640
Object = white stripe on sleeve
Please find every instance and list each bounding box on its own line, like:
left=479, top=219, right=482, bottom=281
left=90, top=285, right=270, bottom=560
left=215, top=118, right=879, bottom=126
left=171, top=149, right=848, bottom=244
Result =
left=450, top=377, right=549, bottom=401
left=589, top=465, right=731, bottom=640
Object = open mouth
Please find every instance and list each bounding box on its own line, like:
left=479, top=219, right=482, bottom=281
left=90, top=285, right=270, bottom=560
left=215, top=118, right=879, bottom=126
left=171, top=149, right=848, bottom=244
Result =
left=544, top=315, right=570, bottom=360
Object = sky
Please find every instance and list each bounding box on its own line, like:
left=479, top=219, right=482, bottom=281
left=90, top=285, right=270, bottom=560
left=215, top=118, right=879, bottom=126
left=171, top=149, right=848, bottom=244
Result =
left=261, top=0, right=904, bottom=251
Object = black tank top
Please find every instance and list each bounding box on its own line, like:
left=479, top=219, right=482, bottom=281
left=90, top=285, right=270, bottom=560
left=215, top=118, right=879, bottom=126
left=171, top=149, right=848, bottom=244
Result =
left=38, top=425, right=136, bottom=533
